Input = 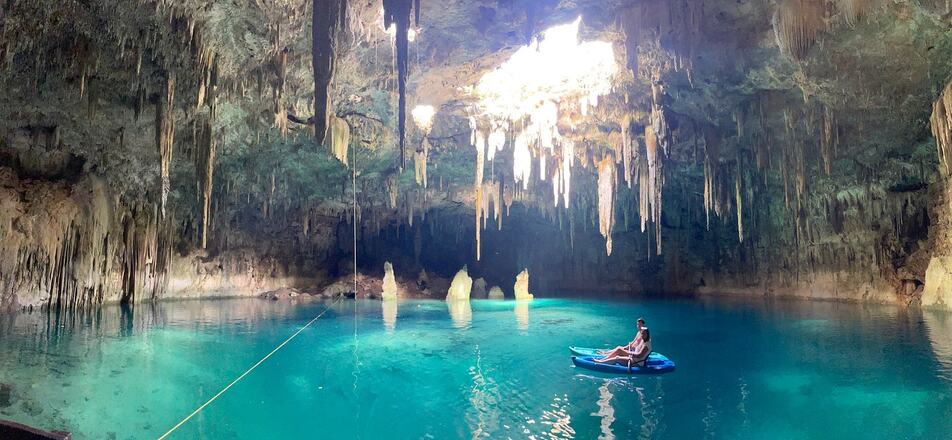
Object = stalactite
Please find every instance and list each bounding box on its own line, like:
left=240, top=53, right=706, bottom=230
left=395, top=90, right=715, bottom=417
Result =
left=931, top=80, right=952, bottom=175
left=387, top=174, right=398, bottom=209
left=703, top=126, right=720, bottom=230
left=735, top=163, right=743, bottom=243
left=474, top=134, right=485, bottom=261
left=513, top=131, right=532, bottom=189
left=820, top=104, right=837, bottom=175
left=756, top=92, right=772, bottom=175
left=313, top=0, right=347, bottom=147
left=642, top=123, right=665, bottom=254
left=773, top=0, right=826, bottom=60
left=622, top=115, right=636, bottom=188
left=156, top=73, right=175, bottom=219
left=195, top=118, right=215, bottom=249
left=274, top=49, right=289, bottom=138
left=561, top=141, right=574, bottom=208
left=836, top=0, right=878, bottom=26
left=597, top=155, right=616, bottom=256
left=383, top=0, right=421, bottom=169
left=650, top=83, right=671, bottom=155
left=415, top=136, right=429, bottom=187
left=329, top=115, right=350, bottom=166
left=503, top=183, right=513, bottom=216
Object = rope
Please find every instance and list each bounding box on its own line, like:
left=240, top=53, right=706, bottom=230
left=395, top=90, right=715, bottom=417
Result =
left=351, top=118, right=362, bottom=437
left=158, top=127, right=362, bottom=440
left=157, top=294, right=343, bottom=440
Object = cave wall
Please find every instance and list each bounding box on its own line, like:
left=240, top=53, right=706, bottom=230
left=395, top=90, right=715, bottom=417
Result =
left=0, top=155, right=328, bottom=309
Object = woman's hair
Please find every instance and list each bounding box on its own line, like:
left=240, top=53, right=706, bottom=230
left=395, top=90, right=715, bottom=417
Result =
left=637, top=317, right=646, bottom=326
left=641, top=328, right=651, bottom=342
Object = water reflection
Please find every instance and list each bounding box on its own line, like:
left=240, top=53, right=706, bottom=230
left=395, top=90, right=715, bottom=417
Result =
left=538, top=393, right=574, bottom=439
left=923, top=309, right=952, bottom=380
left=447, top=300, right=472, bottom=329
left=515, top=301, right=530, bottom=330
left=467, top=344, right=500, bottom=438
left=0, top=298, right=308, bottom=349
left=593, top=380, right=615, bottom=440
left=636, top=381, right=661, bottom=440
left=382, top=300, right=398, bottom=332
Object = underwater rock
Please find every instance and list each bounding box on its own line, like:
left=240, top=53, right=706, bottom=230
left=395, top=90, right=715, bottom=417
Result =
left=488, top=286, right=505, bottom=299
left=381, top=261, right=402, bottom=300
left=472, top=278, right=488, bottom=299
left=0, top=383, right=13, bottom=408
left=20, top=398, right=42, bottom=416
left=446, top=266, right=473, bottom=300
left=514, top=269, right=533, bottom=300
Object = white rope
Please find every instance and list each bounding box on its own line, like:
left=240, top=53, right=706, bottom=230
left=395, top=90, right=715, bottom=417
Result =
left=160, top=130, right=362, bottom=440
left=157, top=294, right=343, bottom=440
left=351, top=119, right=362, bottom=435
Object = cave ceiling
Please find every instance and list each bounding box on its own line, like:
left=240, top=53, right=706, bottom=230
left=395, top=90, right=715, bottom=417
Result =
left=1, top=0, right=951, bottom=259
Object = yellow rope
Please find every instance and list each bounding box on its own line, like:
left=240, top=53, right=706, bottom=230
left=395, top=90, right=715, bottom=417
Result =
left=157, top=294, right=343, bottom=440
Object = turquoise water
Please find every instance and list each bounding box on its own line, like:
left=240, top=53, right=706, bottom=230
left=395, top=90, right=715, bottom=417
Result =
left=3, top=296, right=952, bottom=439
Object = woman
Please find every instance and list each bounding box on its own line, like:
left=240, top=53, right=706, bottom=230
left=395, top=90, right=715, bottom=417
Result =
left=597, top=318, right=647, bottom=358
left=595, top=327, right=652, bottom=367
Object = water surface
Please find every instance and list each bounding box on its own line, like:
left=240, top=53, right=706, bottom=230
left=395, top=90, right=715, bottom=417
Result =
left=2, top=296, right=952, bottom=439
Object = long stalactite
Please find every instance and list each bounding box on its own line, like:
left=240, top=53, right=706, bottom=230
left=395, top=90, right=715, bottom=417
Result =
left=156, top=73, right=175, bottom=219
left=195, top=117, right=216, bottom=249
left=312, top=0, right=347, bottom=147
left=383, top=0, right=421, bottom=169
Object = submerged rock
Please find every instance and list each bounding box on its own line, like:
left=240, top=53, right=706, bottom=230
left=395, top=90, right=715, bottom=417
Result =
left=0, top=383, right=13, bottom=408
left=488, top=286, right=505, bottom=299
left=446, top=266, right=473, bottom=300
left=514, top=269, right=533, bottom=300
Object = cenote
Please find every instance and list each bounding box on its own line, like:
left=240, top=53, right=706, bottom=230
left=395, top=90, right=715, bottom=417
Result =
left=1, top=297, right=951, bottom=439
left=6, top=0, right=952, bottom=438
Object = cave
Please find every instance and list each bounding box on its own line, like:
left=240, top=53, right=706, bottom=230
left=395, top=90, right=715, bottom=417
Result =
left=3, top=0, right=952, bottom=438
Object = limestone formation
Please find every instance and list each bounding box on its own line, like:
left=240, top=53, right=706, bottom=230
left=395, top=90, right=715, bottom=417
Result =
left=488, top=286, right=505, bottom=300
left=1, top=0, right=951, bottom=310
left=514, top=269, right=534, bottom=300
left=446, top=266, right=473, bottom=301
left=381, top=261, right=401, bottom=300
left=472, top=278, right=488, bottom=299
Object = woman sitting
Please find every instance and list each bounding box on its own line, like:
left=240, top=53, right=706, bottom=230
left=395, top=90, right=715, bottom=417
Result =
left=597, top=318, right=646, bottom=358
left=595, top=328, right=651, bottom=367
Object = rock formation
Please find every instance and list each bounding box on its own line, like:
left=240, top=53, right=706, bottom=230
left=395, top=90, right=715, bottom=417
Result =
left=2, top=0, right=952, bottom=309
left=381, top=261, right=401, bottom=300
left=514, top=269, right=534, bottom=300
left=488, top=286, right=505, bottom=300
left=472, top=278, right=488, bottom=299
left=446, top=266, right=473, bottom=301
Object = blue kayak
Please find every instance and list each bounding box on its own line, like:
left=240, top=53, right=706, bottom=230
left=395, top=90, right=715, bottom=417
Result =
left=572, top=352, right=676, bottom=375
left=569, top=346, right=610, bottom=357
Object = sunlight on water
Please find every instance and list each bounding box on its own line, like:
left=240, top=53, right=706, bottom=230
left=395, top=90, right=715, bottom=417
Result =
left=2, top=297, right=952, bottom=439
